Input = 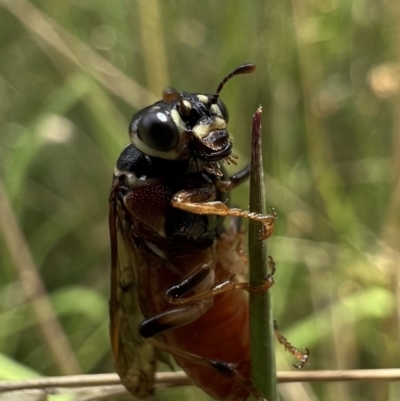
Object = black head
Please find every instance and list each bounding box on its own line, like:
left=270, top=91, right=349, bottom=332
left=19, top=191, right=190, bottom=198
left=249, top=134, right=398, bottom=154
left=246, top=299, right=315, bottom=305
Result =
left=129, top=64, right=256, bottom=162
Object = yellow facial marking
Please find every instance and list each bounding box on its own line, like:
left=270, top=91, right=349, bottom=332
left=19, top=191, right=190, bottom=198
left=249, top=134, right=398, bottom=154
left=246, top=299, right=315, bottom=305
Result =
left=183, top=100, right=192, bottom=110
left=197, top=94, right=209, bottom=104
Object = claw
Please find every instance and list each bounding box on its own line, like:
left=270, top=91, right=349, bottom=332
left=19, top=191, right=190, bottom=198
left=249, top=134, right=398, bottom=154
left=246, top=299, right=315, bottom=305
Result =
left=293, top=347, right=310, bottom=369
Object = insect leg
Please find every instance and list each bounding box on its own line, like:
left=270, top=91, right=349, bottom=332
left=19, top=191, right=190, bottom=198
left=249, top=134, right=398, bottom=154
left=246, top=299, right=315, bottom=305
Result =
left=273, top=320, right=310, bottom=369
left=165, top=263, right=211, bottom=299
left=146, top=337, right=267, bottom=401
left=139, top=299, right=213, bottom=338
left=215, top=164, right=250, bottom=192
left=171, top=187, right=276, bottom=240
left=166, top=256, right=276, bottom=306
left=140, top=260, right=218, bottom=338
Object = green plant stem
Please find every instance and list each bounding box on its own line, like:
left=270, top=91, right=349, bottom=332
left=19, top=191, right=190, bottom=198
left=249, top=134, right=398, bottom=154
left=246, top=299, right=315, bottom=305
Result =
left=249, top=106, right=277, bottom=400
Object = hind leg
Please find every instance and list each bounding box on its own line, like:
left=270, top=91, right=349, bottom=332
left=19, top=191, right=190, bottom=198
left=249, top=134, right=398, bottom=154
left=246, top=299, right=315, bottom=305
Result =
left=273, top=320, right=310, bottom=368
left=146, top=336, right=267, bottom=401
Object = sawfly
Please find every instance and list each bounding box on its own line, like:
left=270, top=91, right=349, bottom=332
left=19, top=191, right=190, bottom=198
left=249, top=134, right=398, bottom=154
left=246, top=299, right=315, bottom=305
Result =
left=109, top=64, right=308, bottom=401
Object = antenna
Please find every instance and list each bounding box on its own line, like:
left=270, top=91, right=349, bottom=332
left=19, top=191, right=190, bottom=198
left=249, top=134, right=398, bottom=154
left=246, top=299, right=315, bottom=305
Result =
left=163, top=87, right=190, bottom=115
left=209, top=63, right=256, bottom=105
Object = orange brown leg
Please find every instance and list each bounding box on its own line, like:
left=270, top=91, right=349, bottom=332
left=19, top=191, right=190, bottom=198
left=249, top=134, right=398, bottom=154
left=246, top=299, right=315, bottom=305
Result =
left=273, top=320, right=310, bottom=368
left=171, top=186, right=276, bottom=240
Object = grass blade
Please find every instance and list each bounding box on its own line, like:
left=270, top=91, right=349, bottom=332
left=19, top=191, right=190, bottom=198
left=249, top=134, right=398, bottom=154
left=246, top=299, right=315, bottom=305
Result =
left=249, top=106, right=277, bottom=400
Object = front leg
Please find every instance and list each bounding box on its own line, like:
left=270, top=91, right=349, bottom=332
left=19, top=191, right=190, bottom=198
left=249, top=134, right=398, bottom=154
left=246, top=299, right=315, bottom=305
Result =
left=215, top=164, right=250, bottom=192
left=171, top=185, right=276, bottom=240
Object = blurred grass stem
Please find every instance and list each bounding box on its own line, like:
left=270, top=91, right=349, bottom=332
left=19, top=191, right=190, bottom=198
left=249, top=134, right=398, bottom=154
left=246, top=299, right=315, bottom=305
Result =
left=137, top=0, right=170, bottom=93
left=0, top=178, right=81, bottom=375
left=0, top=0, right=157, bottom=108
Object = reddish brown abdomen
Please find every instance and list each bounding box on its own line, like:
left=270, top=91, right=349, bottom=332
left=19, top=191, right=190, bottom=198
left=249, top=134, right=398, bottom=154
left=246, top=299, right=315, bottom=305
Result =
left=165, top=290, right=251, bottom=401
left=144, top=259, right=251, bottom=401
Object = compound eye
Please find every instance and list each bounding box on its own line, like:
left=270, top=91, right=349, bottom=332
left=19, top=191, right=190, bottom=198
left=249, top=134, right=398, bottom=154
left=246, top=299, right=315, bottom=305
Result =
left=217, top=99, right=229, bottom=123
left=138, top=109, right=179, bottom=152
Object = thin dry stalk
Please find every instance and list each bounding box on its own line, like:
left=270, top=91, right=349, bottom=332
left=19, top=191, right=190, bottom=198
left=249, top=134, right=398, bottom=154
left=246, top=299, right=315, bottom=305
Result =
left=0, top=0, right=157, bottom=108
left=136, top=0, right=170, bottom=93
left=2, top=369, right=400, bottom=393
left=0, top=178, right=80, bottom=375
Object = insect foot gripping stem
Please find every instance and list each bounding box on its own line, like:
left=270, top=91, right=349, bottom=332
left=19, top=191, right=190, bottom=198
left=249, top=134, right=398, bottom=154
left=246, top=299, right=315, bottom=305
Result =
left=258, top=207, right=277, bottom=240
left=171, top=193, right=277, bottom=241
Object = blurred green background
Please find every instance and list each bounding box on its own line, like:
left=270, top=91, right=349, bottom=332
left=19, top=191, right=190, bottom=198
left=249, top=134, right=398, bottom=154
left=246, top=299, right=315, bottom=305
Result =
left=0, top=0, right=399, bottom=400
